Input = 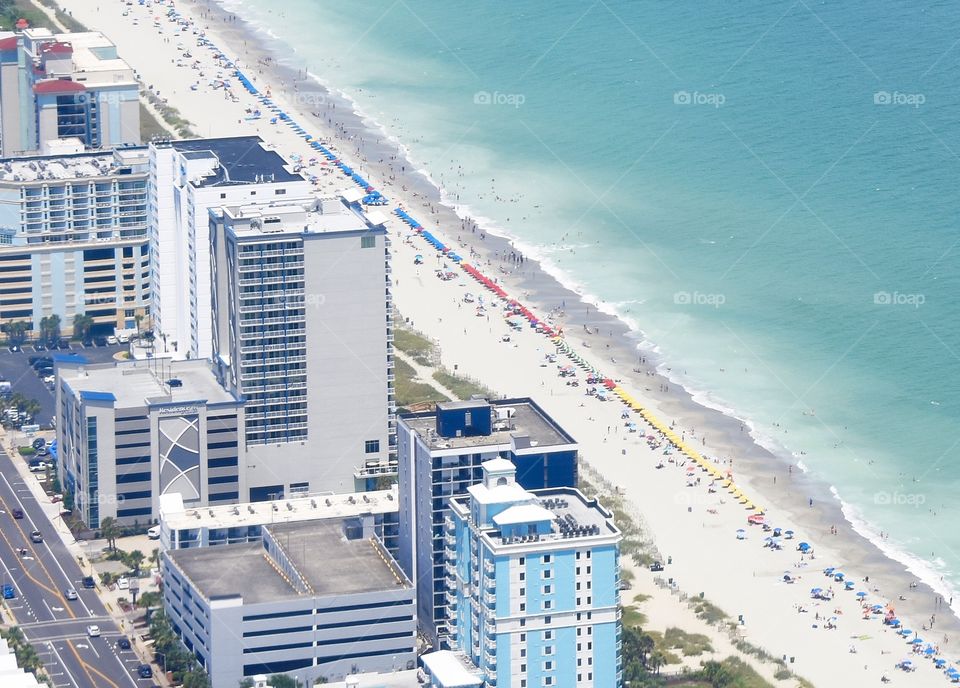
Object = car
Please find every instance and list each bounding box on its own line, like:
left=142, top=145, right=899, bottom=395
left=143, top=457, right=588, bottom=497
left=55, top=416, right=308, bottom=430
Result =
left=2, top=584, right=15, bottom=599
left=65, top=588, right=78, bottom=600
left=137, top=664, right=153, bottom=678
left=86, top=625, right=101, bottom=637
left=57, top=339, right=70, bottom=350
left=166, top=378, right=183, bottom=388
left=31, top=357, right=52, bottom=369
left=116, top=577, right=129, bottom=590
left=29, top=462, right=48, bottom=473
left=116, top=637, right=132, bottom=650
left=42, top=375, right=54, bottom=384
left=106, top=335, right=118, bottom=345
left=81, top=338, right=93, bottom=347
left=650, top=561, right=664, bottom=572
left=8, top=345, right=20, bottom=353
left=82, top=576, right=96, bottom=589
left=36, top=366, right=54, bottom=377
left=147, top=526, right=161, bottom=540
left=11, top=508, right=23, bottom=519
left=29, top=530, right=42, bottom=543
left=33, top=343, right=46, bottom=352
left=50, top=494, right=63, bottom=504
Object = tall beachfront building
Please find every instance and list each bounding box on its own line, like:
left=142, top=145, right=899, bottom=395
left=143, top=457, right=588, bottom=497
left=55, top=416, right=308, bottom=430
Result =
left=438, top=458, right=622, bottom=688
left=148, top=136, right=311, bottom=360
left=0, top=145, right=150, bottom=335
left=0, top=29, right=140, bottom=156
left=396, top=399, right=579, bottom=649
left=209, top=195, right=394, bottom=499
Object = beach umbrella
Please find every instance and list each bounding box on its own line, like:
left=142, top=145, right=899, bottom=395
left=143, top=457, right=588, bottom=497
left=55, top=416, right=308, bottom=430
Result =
left=856, top=591, right=867, bottom=598
left=810, top=587, right=822, bottom=595
left=912, top=637, right=923, bottom=644
left=823, top=567, right=835, bottom=576
left=889, top=619, right=900, bottom=627
left=924, top=646, right=936, bottom=656
left=934, top=658, right=946, bottom=668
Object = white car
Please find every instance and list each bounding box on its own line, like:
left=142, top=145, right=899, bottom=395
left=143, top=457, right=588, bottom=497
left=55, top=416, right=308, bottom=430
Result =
left=65, top=588, right=78, bottom=601
left=86, top=625, right=101, bottom=637
left=116, top=577, right=129, bottom=590
left=106, top=335, right=118, bottom=345
left=147, top=526, right=161, bottom=540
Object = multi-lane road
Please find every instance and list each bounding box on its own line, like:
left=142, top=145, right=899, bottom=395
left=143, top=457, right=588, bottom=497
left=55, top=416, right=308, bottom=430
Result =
left=0, top=446, right=152, bottom=688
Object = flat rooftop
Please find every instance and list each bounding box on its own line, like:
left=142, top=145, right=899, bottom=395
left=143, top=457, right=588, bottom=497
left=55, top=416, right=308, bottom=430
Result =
left=322, top=670, right=421, bottom=688
left=60, top=359, right=238, bottom=408
left=160, top=487, right=398, bottom=531
left=401, top=398, right=575, bottom=450
left=0, top=146, right=148, bottom=182
left=169, top=136, right=303, bottom=187
left=452, top=486, right=619, bottom=546
left=168, top=520, right=409, bottom=604
left=223, top=196, right=382, bottom=237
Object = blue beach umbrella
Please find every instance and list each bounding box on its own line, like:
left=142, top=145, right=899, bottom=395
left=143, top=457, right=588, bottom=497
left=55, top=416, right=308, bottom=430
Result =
left=911, top=637, right=923, bottom=644
left=856, top=591, right=867, bottom=598
left=823, top=567, right=835, bottom=576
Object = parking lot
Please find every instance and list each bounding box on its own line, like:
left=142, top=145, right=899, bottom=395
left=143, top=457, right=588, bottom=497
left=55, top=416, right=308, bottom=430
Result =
left=0, top=342, right=126, bottom=428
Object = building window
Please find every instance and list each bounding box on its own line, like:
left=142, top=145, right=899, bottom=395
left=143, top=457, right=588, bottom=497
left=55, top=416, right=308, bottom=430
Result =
left=544, top=630, right=552, bottom=640
left=544, top=616, right=551, bottom=624
left=360, top=235, right=376, bottom=249
left=544, top=661, right=553, bottom=671
left=543, top=554, right=551, bottom=563
left=520, top=648, right=526, bottom=658
left=543, top=585, right=551, bottom=594
left=519, top=603, right=525, bottom=612
left=365, top=439, right=380, bottom=454
left=543, top=600, right=552, bottom=610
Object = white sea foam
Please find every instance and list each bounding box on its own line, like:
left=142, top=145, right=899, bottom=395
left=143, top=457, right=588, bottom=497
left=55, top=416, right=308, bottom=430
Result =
left=834, top=486, right=959, bottom=609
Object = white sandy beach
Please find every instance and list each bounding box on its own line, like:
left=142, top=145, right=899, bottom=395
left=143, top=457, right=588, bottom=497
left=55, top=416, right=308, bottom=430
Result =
left=47, top=1, right=960, bottom=685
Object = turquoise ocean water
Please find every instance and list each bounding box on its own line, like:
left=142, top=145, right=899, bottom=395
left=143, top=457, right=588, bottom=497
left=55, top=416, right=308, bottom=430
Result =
left=225, top=0, right=960, bottom=593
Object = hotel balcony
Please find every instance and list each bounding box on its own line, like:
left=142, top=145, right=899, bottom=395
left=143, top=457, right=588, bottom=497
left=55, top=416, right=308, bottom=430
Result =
left=483, top=560, right=494, bottom=575
left=444, top=532, right=456, bottom=548
left=445, top=560, right=457, bottom=577
left=444, top=516, right=455, bottom=532
left=482, top=591, right=496, bottom=607
left=483, top=648, right=496, bottom=667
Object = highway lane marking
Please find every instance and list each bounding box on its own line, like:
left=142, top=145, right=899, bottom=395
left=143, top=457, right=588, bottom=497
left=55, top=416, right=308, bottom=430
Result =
left=0, top=471, right=93, bottom=616
left=48, top=640, right=81, bottom=688
left=67, top=638, right=123, bottom=688
left=21, top=615, right=112, bottom=628
left=0, top=491, right=75, bottom=615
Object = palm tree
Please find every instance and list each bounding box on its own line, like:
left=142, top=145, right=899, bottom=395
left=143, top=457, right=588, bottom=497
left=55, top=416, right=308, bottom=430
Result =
left=71, top=313, right=94, bottom=342
left=649, top=651, right=666, bottom=675
left=99, top=516, right=120, bottom=551
left=2, top=320, right=30, bottom=347
left=39, top=314, right=61, bottom=345
left=126, top=549, right=145, bottom=575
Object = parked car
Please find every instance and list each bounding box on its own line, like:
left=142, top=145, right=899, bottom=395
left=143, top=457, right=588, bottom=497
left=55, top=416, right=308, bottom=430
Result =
left=86, top=625, right=101, bottom=637
left=11, top=508, right=23, bottom=519
left=34, top=343, right=46, bottom=352
left=82, top=576, right=96, bottom=589
left=116, top=577, right=129, bottom=590
left=116, top=637, right=132, bottom=650
left=2, top=584, right=15, bottom=599
left=31, top=357, right=52, bottom=370
left=7, top=345, right=20, bottom=353
left=29, top=530, right=43, bottom=543
left=650, top=561, right=664, bottom=572
left=65, top=588, right=78, bottom=600
left=137, top=664, right=153, bottom=678
left=147, top=526, right=161, bottom=540
left=29, top=462, right=48, bottom=473
left=57, top=339, right=70, bottom=350
left=93, top=336, right=107, bottom=347
left=106, top=335, right=118, bottom=345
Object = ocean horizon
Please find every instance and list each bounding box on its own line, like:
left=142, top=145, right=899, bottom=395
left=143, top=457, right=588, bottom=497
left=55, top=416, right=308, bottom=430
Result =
left=224, top=0, right=960, bottom=599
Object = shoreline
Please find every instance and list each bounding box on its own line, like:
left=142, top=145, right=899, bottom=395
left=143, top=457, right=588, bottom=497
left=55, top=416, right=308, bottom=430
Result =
left=183, top=0, right=960, bottom=641
left=53, top=0, right=960, bottom=683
